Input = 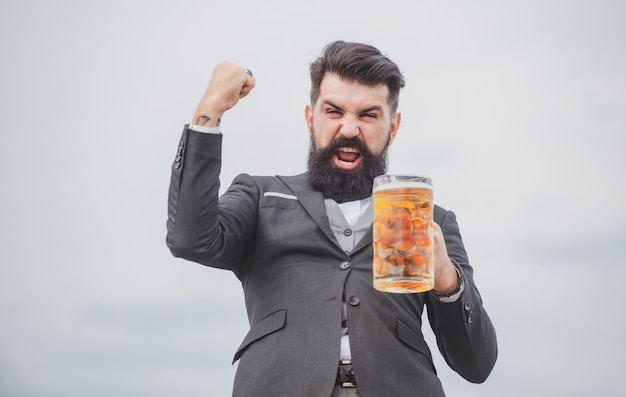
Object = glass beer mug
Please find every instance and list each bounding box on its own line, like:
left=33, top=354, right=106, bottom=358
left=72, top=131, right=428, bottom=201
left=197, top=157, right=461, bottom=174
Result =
left=372, top=174, right=434, bottom=293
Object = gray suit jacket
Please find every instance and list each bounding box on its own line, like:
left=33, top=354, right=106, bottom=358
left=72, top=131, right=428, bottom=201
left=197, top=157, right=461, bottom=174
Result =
left=167, top=127, right=497, bottom=397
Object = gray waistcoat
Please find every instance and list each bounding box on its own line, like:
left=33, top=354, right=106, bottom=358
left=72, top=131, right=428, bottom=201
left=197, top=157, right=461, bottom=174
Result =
left=324, top=199, right=373, bottom=353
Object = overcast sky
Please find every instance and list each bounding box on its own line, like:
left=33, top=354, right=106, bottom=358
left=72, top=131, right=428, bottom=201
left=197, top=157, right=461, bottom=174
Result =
left=1, top=1, right=625, bottom=396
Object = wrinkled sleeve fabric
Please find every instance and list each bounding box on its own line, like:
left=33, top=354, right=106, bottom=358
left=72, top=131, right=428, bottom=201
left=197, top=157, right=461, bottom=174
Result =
left=166, top=125, right=259, bottom=279
left=426, top=208, right=498, bottom=383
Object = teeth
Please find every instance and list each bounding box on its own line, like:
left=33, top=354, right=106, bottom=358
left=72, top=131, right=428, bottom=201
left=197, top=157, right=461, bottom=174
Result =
left=339, top=147, right=359, bottom=153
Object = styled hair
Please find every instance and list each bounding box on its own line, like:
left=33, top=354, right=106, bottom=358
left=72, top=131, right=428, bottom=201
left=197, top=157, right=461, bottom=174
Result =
left=309, top=40, right=405, bottom=114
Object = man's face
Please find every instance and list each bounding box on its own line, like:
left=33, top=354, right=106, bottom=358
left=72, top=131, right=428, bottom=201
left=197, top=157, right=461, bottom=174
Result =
left=305, top=73, right=401, bottom=165
left=305, top=73, right=402, bottom=202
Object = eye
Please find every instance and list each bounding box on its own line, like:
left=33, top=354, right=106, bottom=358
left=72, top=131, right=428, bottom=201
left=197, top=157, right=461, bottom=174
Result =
left=325, top=108, right=342, bottom=117
left=361, top=112, right=378, bottom=119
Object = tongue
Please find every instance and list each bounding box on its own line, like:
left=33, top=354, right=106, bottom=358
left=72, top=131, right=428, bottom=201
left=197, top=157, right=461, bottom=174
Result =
left=337, top=151, right=359, bottom=162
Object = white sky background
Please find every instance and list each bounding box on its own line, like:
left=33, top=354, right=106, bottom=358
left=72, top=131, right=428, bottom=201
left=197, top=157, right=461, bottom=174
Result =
left=1, top=0, right=625, bottom=396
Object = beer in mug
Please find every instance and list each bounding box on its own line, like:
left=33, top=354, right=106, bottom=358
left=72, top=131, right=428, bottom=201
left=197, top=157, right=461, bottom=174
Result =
left=372, top=175, right=434, bottom=293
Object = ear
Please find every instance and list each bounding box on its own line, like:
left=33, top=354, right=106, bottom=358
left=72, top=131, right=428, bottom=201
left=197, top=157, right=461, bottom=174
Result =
left=388, top=112, right=401, bottom=146
left=305, top=104, right=313, bottom=135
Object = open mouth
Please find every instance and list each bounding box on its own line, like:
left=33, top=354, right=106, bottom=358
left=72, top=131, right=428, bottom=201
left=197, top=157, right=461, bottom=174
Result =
left=333, top=147, right=362, bottom=170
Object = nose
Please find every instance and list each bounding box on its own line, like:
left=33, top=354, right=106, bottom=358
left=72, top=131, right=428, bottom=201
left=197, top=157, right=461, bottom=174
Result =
left=339, top=115, right=360, bottom=139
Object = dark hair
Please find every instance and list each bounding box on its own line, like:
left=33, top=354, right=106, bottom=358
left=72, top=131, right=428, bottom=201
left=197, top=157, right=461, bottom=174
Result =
left=309, top=40, right=405, bottom=114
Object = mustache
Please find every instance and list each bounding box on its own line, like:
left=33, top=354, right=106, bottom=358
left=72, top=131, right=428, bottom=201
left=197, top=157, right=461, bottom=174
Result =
left=316, top=136, right=374, bottom=159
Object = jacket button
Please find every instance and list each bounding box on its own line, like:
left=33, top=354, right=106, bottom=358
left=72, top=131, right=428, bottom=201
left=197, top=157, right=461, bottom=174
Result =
left=339, top=261, right=351, bottom=270
left=467, top=310, right=473, bottom=324
left=347, top=295, right=360, bottom=306
left=343, top=229, right=353, bottom=236
left=464, top=301, right=471, bottom=311
left=174, top=162, right=181, bottom=169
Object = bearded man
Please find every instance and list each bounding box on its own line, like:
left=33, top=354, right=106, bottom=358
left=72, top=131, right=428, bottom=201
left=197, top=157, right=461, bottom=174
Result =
left=166, top=40, right=497, bottom=397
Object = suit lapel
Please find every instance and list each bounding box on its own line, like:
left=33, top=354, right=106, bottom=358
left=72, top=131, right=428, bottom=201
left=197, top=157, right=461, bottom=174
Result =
left=353, top=205, right=373, bottom=252
left=277, top=174, right=339, bottom=246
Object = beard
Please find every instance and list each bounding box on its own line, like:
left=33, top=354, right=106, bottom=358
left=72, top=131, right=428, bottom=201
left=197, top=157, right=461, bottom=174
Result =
left=307, top=135, right=389, bottom=203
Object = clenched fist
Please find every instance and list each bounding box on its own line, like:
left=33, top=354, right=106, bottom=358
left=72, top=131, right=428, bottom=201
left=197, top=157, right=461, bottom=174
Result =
left=192, top=61, right=256, bottom=128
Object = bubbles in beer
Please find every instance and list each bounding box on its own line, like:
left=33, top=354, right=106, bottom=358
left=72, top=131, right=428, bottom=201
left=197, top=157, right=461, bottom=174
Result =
left=372, top=183, right=434, bottom=293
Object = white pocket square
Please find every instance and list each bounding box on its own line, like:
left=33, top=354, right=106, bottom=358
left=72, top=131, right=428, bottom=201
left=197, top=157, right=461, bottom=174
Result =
left=263, top=192, right=298, bottom=200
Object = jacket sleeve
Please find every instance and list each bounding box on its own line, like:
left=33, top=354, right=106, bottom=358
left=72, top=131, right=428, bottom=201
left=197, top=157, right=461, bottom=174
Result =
left=166, top=126, right=259, bottom=278
left=425, top=209, right=498, bottom=383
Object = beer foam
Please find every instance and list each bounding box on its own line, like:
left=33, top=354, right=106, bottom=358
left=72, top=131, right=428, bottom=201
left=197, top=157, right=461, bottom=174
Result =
left=373, top=180, right=432, bottom=192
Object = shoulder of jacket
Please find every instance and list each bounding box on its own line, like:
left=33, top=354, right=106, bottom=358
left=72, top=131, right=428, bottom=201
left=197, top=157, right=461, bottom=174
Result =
left=433, top=204, right=450, bottom=225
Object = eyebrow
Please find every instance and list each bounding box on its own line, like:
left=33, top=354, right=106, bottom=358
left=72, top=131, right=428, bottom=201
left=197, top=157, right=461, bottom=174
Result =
left=323, top=100, right=384, bottom=114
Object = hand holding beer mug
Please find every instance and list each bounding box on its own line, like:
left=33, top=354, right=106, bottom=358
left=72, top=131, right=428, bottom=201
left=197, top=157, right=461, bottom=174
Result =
left=373, top=175, right=434, bottom=293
